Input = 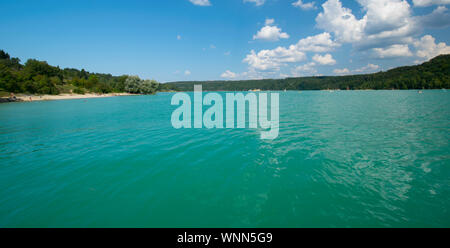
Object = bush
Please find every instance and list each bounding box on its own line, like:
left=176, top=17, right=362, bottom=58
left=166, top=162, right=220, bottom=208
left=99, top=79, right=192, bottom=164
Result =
left=73, top=88, right=86, bottom=95
left=124, top=76, right=159, bottom=94
left=124, top=76, right=142, bottom=93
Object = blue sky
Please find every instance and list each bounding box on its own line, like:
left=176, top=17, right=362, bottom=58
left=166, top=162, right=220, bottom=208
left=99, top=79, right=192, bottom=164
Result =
left=1, top=0, right=449, bottom=82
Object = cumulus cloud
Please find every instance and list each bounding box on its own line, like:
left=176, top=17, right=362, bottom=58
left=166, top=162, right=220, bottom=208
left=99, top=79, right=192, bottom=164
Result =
left=317, top=0, right=450, bottom=52
left=292, top=0, right=317, bottom=10
left=244, top=0, right=265, bottom=6
left=296, top=32, right=340, bottom=52
left=333, top=68, right=350, bottom=75
left=221, top=70, right=238, bottom=79
left=292, top=62, right=317, bottom=76
left=316, top=0, right=367, bottom=43
left=184, top=70, right=191, bottom=76
left=353, top=63, right=380, bottom=73
left=312, top=53, right=336, bottom=65
left=417, top=6, right=450, bottom=28
left=373, top=44, right=413, bottom=58
left=360, top=0, right=412, bottom=35
left=413, top=0, right=450, bottom=7
left=316, top=0, right=417, bottom=51
left=313, top=0, right=450, bottom=64
left=189, top=0, right=211, bottom=6
left=334, top=64, right=379, bottom=75
left=244, top=32, right=338, bottom=71
left=414, top=35, right=450, bottom=60
left=243, top=47, right=306, bottom=70
left=253, top=19, right=290, bottom=41
left=241, top=0, right=450, bottom=77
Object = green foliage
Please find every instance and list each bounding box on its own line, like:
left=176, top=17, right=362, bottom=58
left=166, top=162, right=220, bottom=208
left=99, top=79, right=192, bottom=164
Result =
left=0, top=50, right=21, bottom=71
left=23, top=59, right=60, bottom=79
left=167, top=54, right=450, bottom=91
left=0, top=50, right=162, bottom=95
left=124, top=76, right=142, bottom=93
left=140, top=79, right=159, bottom=94
left=73, top=87, right=86, bottom=95
left=124, top=76, right=158, bottom=94
left=0, top=50, right=10, bottom=60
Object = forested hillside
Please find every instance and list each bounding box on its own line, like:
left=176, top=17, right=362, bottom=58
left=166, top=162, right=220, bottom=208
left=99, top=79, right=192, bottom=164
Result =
left=2, top=50, right=448, bottom=95
left=166, top=54, right=450, bottom=91
left=0, top=50, right=176, bottom=95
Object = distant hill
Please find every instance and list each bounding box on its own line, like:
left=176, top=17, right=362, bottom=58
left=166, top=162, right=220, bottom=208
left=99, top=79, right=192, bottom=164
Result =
left=166, top=55, right=450, bottom=91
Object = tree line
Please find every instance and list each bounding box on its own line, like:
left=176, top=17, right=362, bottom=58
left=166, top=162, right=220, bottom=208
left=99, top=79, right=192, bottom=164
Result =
left=166, top=54, right=450, bottom=91
left=0, top=50, right=176, bottom=95
left=2, top=49, right=448, bottom=95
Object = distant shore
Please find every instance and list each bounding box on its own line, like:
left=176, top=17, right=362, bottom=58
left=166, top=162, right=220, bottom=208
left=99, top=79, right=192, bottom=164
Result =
left=0, top=93, right=136, bottom=103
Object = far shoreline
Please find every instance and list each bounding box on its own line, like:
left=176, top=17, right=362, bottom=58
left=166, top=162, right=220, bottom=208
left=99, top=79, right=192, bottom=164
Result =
left=1, top=89, right=447, bottom=104
left=0, top=93, right=138, bottom=103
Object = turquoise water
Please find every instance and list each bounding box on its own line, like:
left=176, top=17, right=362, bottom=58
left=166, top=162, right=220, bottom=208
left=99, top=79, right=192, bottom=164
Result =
left=0, top=91, right=449, bottom=227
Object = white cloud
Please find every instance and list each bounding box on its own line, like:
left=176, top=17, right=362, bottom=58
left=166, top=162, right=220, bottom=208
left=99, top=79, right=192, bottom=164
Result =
left=334, top=64, right=379, bottom=75
left=316, top=0, right=367, bottom=43
left=244, top=32, right=337, bottom=71
left=417, top=6, right=450, bottom=28
left=312, top=53, right=336, bottom=65
left=221, top=70, right=238, bottom=79
left=333, top=68, right=350, bottom=75
left=296, top=32, right=340, bottom=52
left=292, top=62, right=317, bottom=76
left=184, top=70, right=191, bottom=76
left=210, top=44, right=216, bottom=49
left=253, top=24, right=290, bottom=41
left=238, top=68, right=280, bottom=80
left=414, top=35, right=450, bottom=60
left=224, top=51, right=231, bottom=56
left=177, top=35, right=181, bottom=40
left=242, top=0, right=450, bottom=75
left=253, top=19, right=290, bottom=42
left=413, top=0, right=450, bottom=7
left=292, top=0, right=317, bottom=10
left=316, top=0, right=417, bottom=52
left=244, top=0, right=265, bottom=6
left=189, top=0, right=211, bottom=6
left=265, top=18, right=275, bottom=25
left=243, top=46, right=307, bottom=71
left=360, top=0, right=413, bottom=35
left=354, top=63, right=380, bottom=73
left=373, top=44, right=413, bottom=58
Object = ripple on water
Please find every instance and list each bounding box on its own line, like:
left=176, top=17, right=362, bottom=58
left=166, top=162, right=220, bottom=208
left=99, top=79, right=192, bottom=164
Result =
left=0, top=91, right=449, bottom=227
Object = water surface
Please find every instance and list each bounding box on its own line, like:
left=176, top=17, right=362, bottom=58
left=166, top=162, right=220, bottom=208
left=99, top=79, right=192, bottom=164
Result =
left=0, top=90, right=449, bottom=227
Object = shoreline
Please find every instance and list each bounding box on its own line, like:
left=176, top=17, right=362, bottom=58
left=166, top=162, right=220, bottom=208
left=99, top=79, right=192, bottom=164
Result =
left=1, top=93, right=136, bottom=103
left=1, top=89, right=446, bottom=103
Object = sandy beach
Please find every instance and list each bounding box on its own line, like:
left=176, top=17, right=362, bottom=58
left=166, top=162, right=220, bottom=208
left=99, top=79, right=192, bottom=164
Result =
left=11, top=93, right=136, bottom=102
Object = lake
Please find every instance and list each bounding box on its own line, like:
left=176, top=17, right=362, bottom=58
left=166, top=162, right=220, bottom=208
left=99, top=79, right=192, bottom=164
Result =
left=0, top=90, right=449, bottom=227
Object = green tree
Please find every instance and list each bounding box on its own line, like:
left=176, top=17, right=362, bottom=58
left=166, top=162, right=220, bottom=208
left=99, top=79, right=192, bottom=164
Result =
left=124, top=76, right=142, bottom=93
left=0, top=50, right=10, bottom=60
left=139, top=79, right=158, bottom=94
left=23, top=59, right=59, bottom=79
left=86, top=75, right=99, bottom=89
